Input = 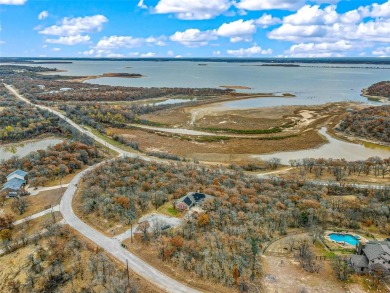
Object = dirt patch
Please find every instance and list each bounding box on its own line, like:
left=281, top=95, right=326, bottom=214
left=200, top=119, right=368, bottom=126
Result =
left=1, top=188, right=65, bottom=220
left=262, top=255, right=346, bottom=293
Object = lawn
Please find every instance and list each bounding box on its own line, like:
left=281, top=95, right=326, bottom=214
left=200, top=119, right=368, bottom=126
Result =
left=157, top=202, right=183, bottom=218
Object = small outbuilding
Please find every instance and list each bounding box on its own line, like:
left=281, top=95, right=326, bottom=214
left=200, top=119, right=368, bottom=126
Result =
left=1, top=169, right=28, bottom=197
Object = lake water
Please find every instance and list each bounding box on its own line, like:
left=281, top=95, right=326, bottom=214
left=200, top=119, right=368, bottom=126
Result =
left=28, top=60, right=390, bottom=106
left=154, top=98, right=197, bottom=106
left=0, top=138, right=63, bottom=161
left=254, top=128, right=390, bottom=164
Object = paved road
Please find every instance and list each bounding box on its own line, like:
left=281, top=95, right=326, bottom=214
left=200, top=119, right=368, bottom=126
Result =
left=5, top=83, right=388, bottom=291
left=5, top=84, right=200, bottom=293
left=13, top=205, right=60, bottom=226
left=62, top=163, right=199, bottom=293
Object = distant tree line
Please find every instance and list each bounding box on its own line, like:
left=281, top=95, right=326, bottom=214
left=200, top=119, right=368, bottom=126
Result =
left=289, top=157, right=390, bottom=181
left=1, top=65, right=231, bottom=103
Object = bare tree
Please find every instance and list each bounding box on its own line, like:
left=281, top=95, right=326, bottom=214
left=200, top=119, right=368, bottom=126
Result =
left=286, top=236, right=296, bottom=252
left=11, top=197, right=29, bottom=215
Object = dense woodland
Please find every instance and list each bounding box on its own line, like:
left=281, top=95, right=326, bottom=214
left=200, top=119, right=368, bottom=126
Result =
left=60, top=103, right=175, bottom=132
left=79, top=157, right=390, bottom=289
left=1, top=65, right=230, bottom=103
left=365, top=81, right=390, bottom=98
left=0, top=84, right=69, bottom=143
left=337, top=105, right=390, bottom=143
left=0, top=218, right=141, bottom=293
left=0, top=141, right=104, bottom=187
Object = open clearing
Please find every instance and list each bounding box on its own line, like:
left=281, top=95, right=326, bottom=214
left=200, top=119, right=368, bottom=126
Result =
left=0, top=188, right=66, bottom=220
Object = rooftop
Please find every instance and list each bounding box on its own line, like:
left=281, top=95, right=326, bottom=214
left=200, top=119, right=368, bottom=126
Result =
left=350, top=255, right=369, bottom=268
left=363, top=242, right=390, bottom=261
left=1, top=178, right=26, bottom=191
left=177, top=192, right=214, bottom=208
left=7, top=169, right=28, bottom=179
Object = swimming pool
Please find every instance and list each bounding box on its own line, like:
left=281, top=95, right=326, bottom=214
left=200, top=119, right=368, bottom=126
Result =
left=328, top=233, right=360, bottom=246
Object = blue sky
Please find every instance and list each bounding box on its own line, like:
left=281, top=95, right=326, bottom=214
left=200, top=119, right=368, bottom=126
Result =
left=0, top=0, right=390, bottom=57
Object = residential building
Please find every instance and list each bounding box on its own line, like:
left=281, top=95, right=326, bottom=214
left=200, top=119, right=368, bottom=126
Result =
left=350, top=240, right=390, bottom=275
left=1, top=169, right=28, bottom=197
left=175, top=192, right=214, bottom=210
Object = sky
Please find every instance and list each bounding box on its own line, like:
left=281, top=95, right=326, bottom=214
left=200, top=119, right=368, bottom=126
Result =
left=0, top=0, right=390, bottom=58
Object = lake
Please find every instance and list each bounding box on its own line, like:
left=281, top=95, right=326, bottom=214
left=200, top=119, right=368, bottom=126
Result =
left=27, top=60, right=390, bottom=107
left=0, top=138, right=63, bottom=161
left=254, top=128, right=390, bottom=164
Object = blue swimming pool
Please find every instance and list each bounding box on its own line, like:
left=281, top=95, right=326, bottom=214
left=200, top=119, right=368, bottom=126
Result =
left=329, top=233, right=360, bottom=246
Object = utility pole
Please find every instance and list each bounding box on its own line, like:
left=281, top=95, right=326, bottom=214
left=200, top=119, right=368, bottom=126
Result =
left=126, top=259, right=130, bottom=290
left=130, top=223, right=133, bottom=243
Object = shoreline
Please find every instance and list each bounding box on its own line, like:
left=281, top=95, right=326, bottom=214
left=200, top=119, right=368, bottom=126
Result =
left=361, top=89, right=390, bottom=104
left=0, top=134, right=62, bottom=148
left=70, top=73, right=144, bottom=83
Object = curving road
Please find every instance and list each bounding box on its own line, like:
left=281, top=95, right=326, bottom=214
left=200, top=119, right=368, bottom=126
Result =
left=5, top=84, right=200, bottom=293
left=5, top=83, right=388, bottom=291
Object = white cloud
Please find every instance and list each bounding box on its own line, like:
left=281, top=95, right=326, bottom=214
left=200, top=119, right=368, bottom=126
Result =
left=46, top=35, right=91, bottom=45
left=283, top=5, right=339, bottom=25
left=52, top=47, right=61, bottom=51
left=38, top=11, right=49, bottom=20
left=269, top=23, right=328, bottom=42
left=213, top=50, right=221, bottom=56
left=141, top=52, right=156, bottom=57
left=268, top=3, right=390, bottom=44
left=81, top=49, right=95, bottom=56
left=154, top=0, right=231, bottom=19
left=372, top=46, right=390, bottom=57
left=39, top=15, right=108, bottom=36
left=255, top=14, right=282, bottom=28
left=96, top=35, right=166, bottom=49
left=137, top=0, right=147, bottom=9
left=167, top=50, right=174, bottom=56
left=216, top=19, right=256, bottom=42
left=170, top=29, right=217, bottom=47
left=287, top=40, right=353, bottom=57
left=370, top=1, right=390, bottom=18
left=227, top=45, right=272, bottom=56
left=0, top=0, right=26, bottom=5
left=106, top=53, right=125, bottom=58
left=234, top=0, right=303, bottom=11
